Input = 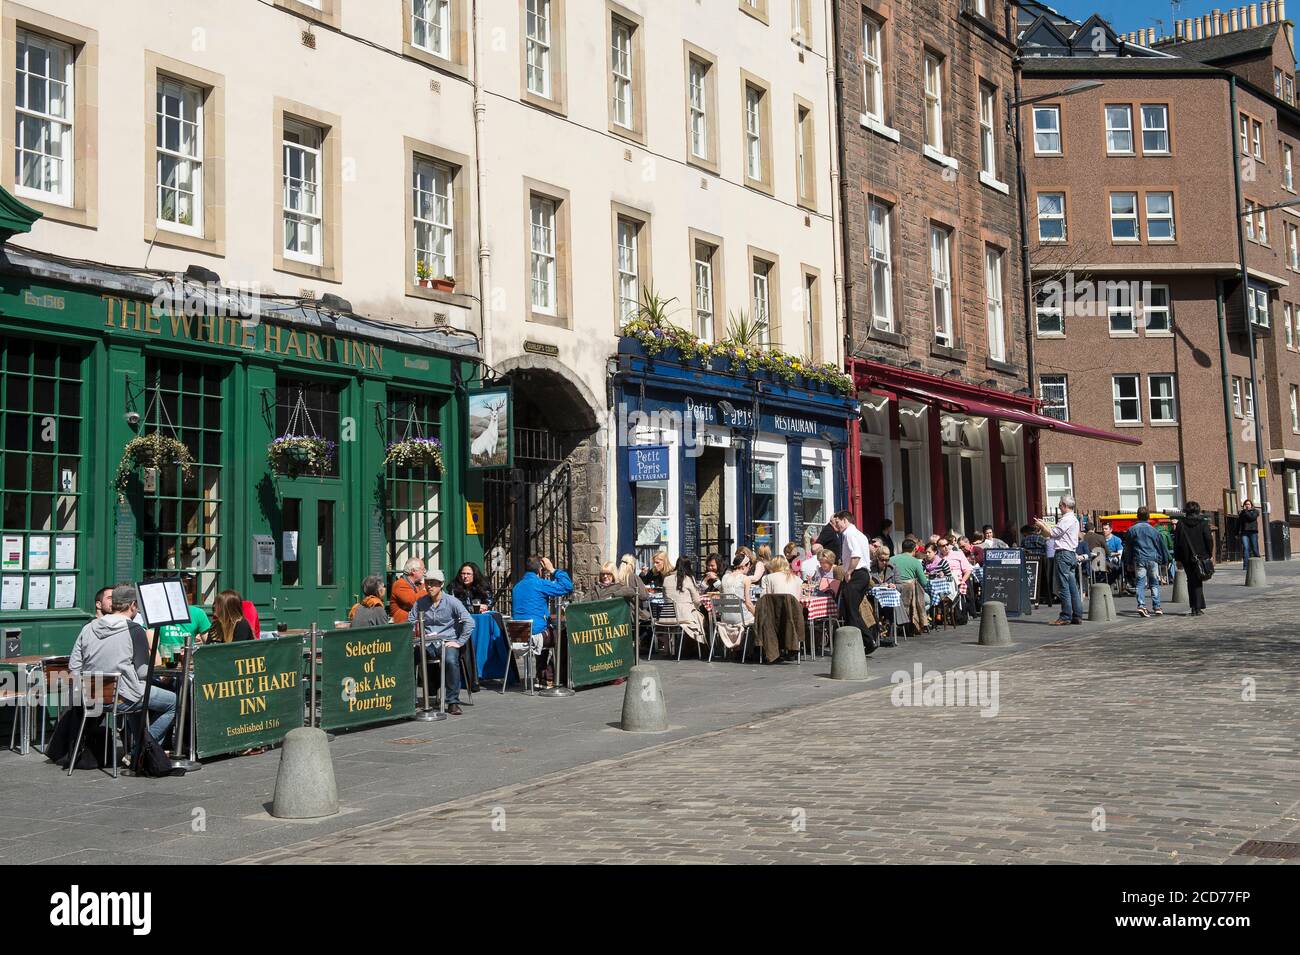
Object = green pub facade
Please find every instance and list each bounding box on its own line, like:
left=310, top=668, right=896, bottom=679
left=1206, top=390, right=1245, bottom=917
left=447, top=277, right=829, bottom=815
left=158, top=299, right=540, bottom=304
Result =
left=0, top=191, right=482, bottom=656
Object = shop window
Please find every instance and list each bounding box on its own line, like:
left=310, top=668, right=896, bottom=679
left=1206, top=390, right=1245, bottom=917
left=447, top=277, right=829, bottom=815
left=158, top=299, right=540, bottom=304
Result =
left=275, top=378, right=341, bottom=478
left=801, top=463, right=826, bottom=542
left=386, top=390, right=443, bottom=575
left=752, top=459, right=779, bottom=548
left=635, top=476, right=671, bottom=566
left=140, top=359, right=224, bottom=605
left=0, top=337, right=84, bottom=613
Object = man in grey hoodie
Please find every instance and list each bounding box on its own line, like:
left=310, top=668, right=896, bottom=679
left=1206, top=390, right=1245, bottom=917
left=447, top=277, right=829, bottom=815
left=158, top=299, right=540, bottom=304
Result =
left=69, top=584, right=176, bottom=743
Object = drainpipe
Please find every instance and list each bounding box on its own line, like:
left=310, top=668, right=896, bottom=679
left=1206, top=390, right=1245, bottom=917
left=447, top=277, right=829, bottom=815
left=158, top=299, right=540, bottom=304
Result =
left=471, top=0, right=492, bottom=367
left=1229, top=74, right=1273, bottom=556
left=1215, top=280, right=1240, bottom=497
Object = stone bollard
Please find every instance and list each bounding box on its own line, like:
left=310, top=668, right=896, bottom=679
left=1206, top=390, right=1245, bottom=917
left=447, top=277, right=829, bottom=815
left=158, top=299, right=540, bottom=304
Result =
left=830, top=626, right=870, bottom=681
left=1171, top=567, right=1189, bottom=604
left=1087, top=583, right=1113, bottom=622
left=271, top=727, right=339, bottom=819
left=620, top=664, right=669, bottom=733
left=978, top=601, right=1012, bottom=646
left=1245, top=556, right=1268, bottom=588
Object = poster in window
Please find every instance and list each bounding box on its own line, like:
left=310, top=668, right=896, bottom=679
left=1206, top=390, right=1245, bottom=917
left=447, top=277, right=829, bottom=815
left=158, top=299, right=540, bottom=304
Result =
left=54, top=536, right=75, bottom=570
left=2, top=576, right=23, bottom=610
left=27, top=575, right=50, bottom=611
left=283, top=531, right=299, bottom=563
left=467, top=387, right=513, bottom=470
left=753, top=461, right=776, bottom=493
left=28, top=535, right=51, bottom=572
left=54, top=575, right=76, bottom=609
left=2, top=536, right=21, bottom=571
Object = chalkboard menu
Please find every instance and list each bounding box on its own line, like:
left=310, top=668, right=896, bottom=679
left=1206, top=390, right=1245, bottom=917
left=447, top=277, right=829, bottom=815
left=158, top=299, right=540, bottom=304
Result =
left=681, top=481, right=699, bottom=560
left=981, top=548, right=1032, bottom=616
left=1025, top=560, right=1041, bottom=607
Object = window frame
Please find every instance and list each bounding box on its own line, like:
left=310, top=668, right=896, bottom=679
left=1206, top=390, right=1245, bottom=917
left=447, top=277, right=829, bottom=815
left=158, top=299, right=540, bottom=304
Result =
left=1139, top=103, right=1169, bottom=154
left=611, top=202, right=651, bottom=331
left=405, top=138, right=470, bottom=302
left=1116, top=463, right=1148, bottom=511
left=1109, top=191, right=1139, bottom=242
left=740, top=70, right=774, bottom=195
left=521, top=0, right=567, bottom=115
left=922, top=50, right=947, bottom=158
left=606, top=3, right=646, bottom=143
left=861, top=13, right=886, bottom=125
left=1039, top=374, right=1069, bottom=421
left=794, top=96, right=817, bottom=210
left=979, top=80, right=998, bottom=180
left=1036, top=288, right=1064, bottom=336
left=524, top=178, right=572, bottom=327
left=690, top=229, right=725, bottom=342
left=1032, top=105, right=1061, bottom=155
left=801, top=265, right=822, bottom=361
left=683, top=43, right=719, bottom=174
left=1153, top=462, right=1182, bottom=513
left=403, top=0, right=467, bottom=77
left=1147, top=373, right=1177, bottom=424
left=1144, top=191, right=1175, bottom=242
left=929, top=223, right=954, bottom=348
left=272, top=99, right=341, bottom=282
left=1112, top=373, right=1141, bottom=424
left=748, top=247, right=780, bottom=348
left=1044, top=463, right=1075, bottom=504
left=1104, top=104, right=1134, bottom=155
left=1037, top=191, right=1066, bottom=243
left=868, top=197, right=895, bottom=333
left=985, top=245, right=1006, bottom=363
left=1142, top=284, right=1171, bottom=334
left=3, top=11, right=99, bottom=228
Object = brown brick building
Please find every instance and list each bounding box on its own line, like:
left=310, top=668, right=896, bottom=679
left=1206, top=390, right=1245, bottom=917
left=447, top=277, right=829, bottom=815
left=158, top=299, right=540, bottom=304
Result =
left=837, top=0, right=1134, bottom=540
left=1022, top=3, right=1300, bottom=553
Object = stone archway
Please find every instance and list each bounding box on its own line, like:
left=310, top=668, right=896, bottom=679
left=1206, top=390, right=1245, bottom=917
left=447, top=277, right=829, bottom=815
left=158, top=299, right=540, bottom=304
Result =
left=487, top=354, right=607, bottom=591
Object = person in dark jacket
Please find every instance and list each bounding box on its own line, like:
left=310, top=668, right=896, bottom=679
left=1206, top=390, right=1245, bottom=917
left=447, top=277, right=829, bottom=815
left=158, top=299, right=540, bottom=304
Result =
left=1237, top=500, right=1261, bottom=570
left=349, top=575, right=390, bottom=627
left=1174, top=501, right=1215, bottom=616
left=450, top=562, right=493, bottom=612
left=815, top=522, right=843, bottom=564
left=207, top=589, right=255, bottom=642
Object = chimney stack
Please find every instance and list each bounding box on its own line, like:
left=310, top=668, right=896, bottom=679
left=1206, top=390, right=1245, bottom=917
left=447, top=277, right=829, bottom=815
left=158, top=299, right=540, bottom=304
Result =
left=1280, top=1, right=1287, bottom=22
left=1250, top=3, right=1259, bottom=27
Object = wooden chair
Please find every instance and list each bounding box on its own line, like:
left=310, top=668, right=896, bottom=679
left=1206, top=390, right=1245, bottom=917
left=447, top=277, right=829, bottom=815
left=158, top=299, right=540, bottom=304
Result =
left=38, top=658, right=72, bottom=754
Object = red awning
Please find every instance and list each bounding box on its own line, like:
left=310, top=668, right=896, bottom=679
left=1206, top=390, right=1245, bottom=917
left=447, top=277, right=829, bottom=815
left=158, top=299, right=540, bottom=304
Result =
left=891, top=383, right=1143, bottom=446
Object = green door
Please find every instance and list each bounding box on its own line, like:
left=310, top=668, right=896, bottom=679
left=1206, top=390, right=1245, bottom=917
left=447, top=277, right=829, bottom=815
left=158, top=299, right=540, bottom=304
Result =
left=276, top=483, right=347, bottom=628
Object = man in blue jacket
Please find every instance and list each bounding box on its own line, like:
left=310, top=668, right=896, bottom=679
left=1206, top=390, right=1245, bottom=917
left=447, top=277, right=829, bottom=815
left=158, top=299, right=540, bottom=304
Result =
left=510, top=556, right=573, bottom=687
left=1123, top=508, right=1170, bottom=617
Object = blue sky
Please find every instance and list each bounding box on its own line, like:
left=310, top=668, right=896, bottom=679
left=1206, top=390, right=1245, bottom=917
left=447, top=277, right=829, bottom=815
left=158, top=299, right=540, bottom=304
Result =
left=1051, top=0, right=1224, bottom=36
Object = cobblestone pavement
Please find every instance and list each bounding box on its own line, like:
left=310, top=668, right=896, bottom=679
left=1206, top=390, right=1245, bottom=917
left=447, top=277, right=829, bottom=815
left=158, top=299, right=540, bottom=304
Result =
left=238, top=581, right=1300, bottom=864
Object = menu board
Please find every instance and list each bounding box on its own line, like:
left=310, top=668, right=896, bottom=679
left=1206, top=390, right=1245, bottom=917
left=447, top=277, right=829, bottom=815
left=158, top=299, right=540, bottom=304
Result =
left=981, top=548, right=1030, bottom=616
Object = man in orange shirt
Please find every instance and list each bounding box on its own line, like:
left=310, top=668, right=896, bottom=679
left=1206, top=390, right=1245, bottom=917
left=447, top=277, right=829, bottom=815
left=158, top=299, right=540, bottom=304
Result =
left=389, top=557, right=428, bottom=624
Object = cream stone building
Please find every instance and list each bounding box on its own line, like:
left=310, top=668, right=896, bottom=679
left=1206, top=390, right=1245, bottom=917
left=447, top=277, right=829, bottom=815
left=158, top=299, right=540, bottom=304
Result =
left=0, top=0, right=845, bottom=594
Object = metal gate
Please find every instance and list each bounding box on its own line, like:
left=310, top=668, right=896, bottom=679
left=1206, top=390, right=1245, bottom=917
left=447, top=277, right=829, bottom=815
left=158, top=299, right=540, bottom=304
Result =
left=482, top=427, right=574, bottom=612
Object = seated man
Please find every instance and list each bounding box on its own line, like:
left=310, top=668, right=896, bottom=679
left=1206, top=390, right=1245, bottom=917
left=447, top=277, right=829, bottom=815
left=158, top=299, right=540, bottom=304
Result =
left=510, top=556, right=574, bottom=687
left=69, top=584, right=176, bottom=746
left=412, top=568, right=473, bottom=715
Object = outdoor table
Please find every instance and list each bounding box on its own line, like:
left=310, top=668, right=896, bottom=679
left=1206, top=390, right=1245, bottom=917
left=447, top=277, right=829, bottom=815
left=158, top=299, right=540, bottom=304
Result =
left=927, top=577, right=954, bottom=606
left=471, top=612, right=510, bottom=681
left=871, top=586, right=903, bottom=647
left=799, top=592, right=837, bottom=658
left=1, top=655, right=49, bottom=755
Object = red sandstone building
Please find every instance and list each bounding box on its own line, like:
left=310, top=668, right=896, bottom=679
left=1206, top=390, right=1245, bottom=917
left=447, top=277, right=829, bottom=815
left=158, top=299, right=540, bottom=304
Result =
left=1022, top=2, right=1300, bottom=549
left=836, top=0, right=1132, bottom=539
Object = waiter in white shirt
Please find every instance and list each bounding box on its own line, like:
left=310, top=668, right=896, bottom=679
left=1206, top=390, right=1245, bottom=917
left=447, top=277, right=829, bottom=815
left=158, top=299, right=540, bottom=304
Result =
left=1035, top=495, right=1083, bottom=625
left=831, top=510, right=875, bottom=647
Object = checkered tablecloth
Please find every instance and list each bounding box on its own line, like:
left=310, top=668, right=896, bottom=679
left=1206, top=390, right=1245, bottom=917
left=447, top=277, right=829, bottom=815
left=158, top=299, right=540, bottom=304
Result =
left=971, top=564, right=984, bottom=583
left=927, top=577, right=953, bottom=605
left=800, top=594, right=837, bottom=619
left=871, top=586, right=902, bottom=608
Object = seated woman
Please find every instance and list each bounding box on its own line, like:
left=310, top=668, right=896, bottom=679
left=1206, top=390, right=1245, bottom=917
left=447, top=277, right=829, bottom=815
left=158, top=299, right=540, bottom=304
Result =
left=871, top=546, right=899, bottom=586
left=699, top=553, right=725, bottom=593
left=615, top=554, right=653, bottom=624
left=661, top=556, right=707, bottom=651
left=753, top=544, right=773, bottom=581
left=640, top=549, right=670, bottom=589
left=349, top=575, right=390, bottom=626
left=715, top=554, right=757, bottom=652
left=761, top=555, right=804, bottom=597
left=207, top=589, right=255, bottom=643
left=809, top=550, right=844, bottom=596
left=451, top=562, right=493, bottom=612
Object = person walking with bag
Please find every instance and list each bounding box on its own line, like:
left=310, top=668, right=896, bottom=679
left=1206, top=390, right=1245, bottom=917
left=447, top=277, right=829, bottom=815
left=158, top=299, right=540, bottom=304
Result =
left=1237, top=499, right=1261, bottom=571
left=1174, top=501, right=1215, bottom=616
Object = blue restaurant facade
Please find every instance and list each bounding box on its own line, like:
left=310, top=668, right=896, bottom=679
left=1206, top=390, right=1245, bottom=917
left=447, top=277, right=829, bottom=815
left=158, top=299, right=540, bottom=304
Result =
left=611, top=340, right=860, bottom=566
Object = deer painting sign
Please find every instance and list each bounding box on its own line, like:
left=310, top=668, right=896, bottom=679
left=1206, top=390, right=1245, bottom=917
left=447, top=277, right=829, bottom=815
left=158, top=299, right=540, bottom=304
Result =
left=467, top=388, right=512, bottom=470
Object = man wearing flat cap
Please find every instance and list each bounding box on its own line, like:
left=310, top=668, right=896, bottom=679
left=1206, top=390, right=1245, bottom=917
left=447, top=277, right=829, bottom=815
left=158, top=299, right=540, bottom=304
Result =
left=412, top=567, right=474, bottom=715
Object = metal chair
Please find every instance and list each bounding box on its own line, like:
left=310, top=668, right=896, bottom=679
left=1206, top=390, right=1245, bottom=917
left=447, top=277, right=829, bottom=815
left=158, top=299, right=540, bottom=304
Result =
left=709, top=594, right=746, bottom=662
left=503, top=619, right=536, bottom=696
left=66, top=673, right=126, bottom=778
left=648, top=600, right=684, bottom=660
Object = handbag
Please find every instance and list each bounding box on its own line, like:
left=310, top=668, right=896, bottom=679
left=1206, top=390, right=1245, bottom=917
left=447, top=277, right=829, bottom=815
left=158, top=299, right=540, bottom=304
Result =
left=1196, top=556, right=1215, bottom=579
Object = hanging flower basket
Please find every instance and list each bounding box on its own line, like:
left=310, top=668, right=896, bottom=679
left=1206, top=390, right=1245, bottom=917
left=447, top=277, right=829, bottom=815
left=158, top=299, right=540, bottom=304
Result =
left=384, top=436, right=443, bottom=471
left=268, top=435, right=334, bottom=476
left=114, top=434, right=194, bottom=492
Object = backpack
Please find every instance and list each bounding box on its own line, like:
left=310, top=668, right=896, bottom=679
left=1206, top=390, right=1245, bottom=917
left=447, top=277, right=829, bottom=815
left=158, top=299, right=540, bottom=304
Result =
left=131, top=731, right=185, bottom=777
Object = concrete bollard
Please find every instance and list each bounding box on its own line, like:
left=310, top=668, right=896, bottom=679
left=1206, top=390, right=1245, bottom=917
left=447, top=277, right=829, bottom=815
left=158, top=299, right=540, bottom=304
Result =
left=1088, top=583, right=1113, bottom=622
left=271, top=727, right=339, bottom=819
left=1171, top=567, right=1189, bottom=604
left=620, top=664, right=669, bottom=733
left=830, top=626, right=870, bottom=681
left=978, top=601, right=1012, bottom=646
left=1245, top=556, right=1268, bottom=588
